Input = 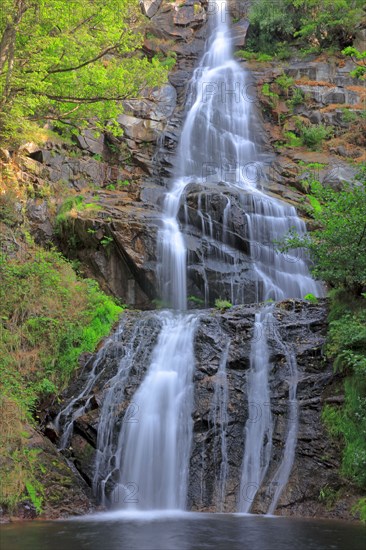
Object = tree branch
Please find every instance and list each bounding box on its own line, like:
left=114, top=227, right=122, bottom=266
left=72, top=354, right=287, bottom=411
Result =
left=44, top=45, right=118, bottom=77
left=44, top=93, right=130, bottom=103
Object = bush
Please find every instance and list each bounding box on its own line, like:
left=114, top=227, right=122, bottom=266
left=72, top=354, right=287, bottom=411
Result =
left=215, top=299, right=232, bottom=309
left=299, top=124, right=333, bottom=150
left=246, top=0, right=364, bottom=53
left=322, top=292, right=366, bottom=491
left=284, top=131, right=302, bottom=148
left=279, top=169, right=366, bottom=295
left=246, top=0, right=297, bottom=53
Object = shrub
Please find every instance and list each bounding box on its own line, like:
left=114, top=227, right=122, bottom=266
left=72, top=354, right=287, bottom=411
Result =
left=304, top=293, right=318, bottom=303
left=322, top=292, right=366, bottom=491
left=215, top=299, right=232, bottom=309
left=275, top=74, right=294, bottom=92
left=279, top=170, right=366, bottom=295
left=299, top=124, right=333, bottom=150
left=288, top=87, right=305, bottom=110
left=246, top=0, right=364, bottom=53
left=284, top=131, right=302, bottom=148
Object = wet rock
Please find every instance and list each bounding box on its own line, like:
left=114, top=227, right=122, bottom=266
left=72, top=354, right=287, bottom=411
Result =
left=44, top=422, right=59, bottom=444
left=71, top=434, right=97, bottom=486
left=13, top=428, right=94, bottom=521
left=52, top=300, right=356, bottom=520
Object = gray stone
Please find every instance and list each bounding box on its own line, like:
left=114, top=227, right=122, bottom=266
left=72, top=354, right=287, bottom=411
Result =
left=76, top=130, right=104, bottom=156
left=53, top=301, right=357, bottom=520
left=322, top=163, right=358, bottom=190
left=354, top=28, right=366, bottom=51
left=139, top=0, right=162, bottom=18
left=123, top=84, right=177, bottom=122
left=231, top=19, right=249, bottom=47
left=118, top=113, right=164, bottom=142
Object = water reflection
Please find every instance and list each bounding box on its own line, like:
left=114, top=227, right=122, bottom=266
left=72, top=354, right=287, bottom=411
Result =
left=1, top=514, right=365, bottom=550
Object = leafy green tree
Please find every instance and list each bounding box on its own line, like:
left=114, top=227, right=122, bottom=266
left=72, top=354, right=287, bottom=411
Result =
left=280, top=169, right=366, bottom=295
left=246, top=0, right=365, bottom=53
left=292, top=0, right=364, bottom=48
left=342, top=46, right=366, bottom=80
left=0, top=0, right=168, bottom=140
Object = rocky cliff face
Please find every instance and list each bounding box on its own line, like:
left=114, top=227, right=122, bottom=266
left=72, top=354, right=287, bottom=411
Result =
left=15, top=0, right=255, bottom=309
left=49, top=300, right=360, bottom=520
left=17, top=0, right=363, bottom=310
left=5, top=0, right=364, bottom=522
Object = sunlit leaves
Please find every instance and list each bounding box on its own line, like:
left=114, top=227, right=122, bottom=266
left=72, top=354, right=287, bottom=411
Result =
left=0, top=0, right=168, bottom=139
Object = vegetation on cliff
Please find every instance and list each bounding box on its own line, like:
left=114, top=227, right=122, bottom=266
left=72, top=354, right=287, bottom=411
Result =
left=0, top=0, right=169, bottom=143
left=281, top=168, right=366, bottom=297
left=0, top=227, right=123, bottom=512
left=281, top=167, right=366, bottom=521
left=246, top=0, right=365, bottom=56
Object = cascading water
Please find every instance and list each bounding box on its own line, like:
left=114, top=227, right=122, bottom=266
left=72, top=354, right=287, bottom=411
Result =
left=239, top=308, right=274, bottom=513
left=112, top=312, right=198, bottom=510
left=56, top=0, right=324, bottom=516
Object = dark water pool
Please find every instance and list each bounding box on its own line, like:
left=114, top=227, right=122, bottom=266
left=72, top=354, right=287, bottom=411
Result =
left=1, top=511, right=365, bottom=550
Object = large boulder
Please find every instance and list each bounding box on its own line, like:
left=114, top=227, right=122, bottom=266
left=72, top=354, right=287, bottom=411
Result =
left=139, top=0, right=162, bottom=18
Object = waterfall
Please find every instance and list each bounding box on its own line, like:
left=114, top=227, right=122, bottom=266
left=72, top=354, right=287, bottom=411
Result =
left=113, top=313, right=198, bottom=510
left=56, top=0, right=324, bottom=516
left=239, top=308, right=274, bottom=513
left=55, top=321, right=126, bottom=451
left=267, top=322, right=300, bottom=515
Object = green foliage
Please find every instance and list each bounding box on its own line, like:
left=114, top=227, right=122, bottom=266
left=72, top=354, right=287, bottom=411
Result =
left=246, top=0, right=297, bottom=53
left=287, top=87, right=305, bottom=110
left=55, top=195, right=101, bottom=232
left=234, top=50, right=257, bottom=60
left=352, top=497, right=366, bottom=522
left=188, top=295, right=205, bottom=306
left=284, top=131, right=302, bottom=148
left=322, top=293, right=366, bottom=489
left=215, top=299, right=232, bottom=310
left=25, top=479, right=43, bottom=514
left=246, top=0, right=364, bottom=53
left=117, top=179, right=130, bottom=187
left=256, top=53, right=274, bottom=62
left=0, top=244, right=123, bottom=413
left=342, top=46, right=366, bottom=80
left=275, top=74, right=294, bottom=91
left=318, top=484, right=339, bottom=509
left=341, top=108, right=359, bottom=124
left=154, top=51, right=177, bottom=71
left=100, top=236, right=113, bottom=248
left=304, top=293, right=318, bottom=303
left=0, top=0, right=169, bottom=142
left=0, top=397, right=46, bottom=514
left=262, top=83, right=279, bottom=108
left=299, top=124, right=333, bottom=150
left=279, top=171, right=366, bottom=295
